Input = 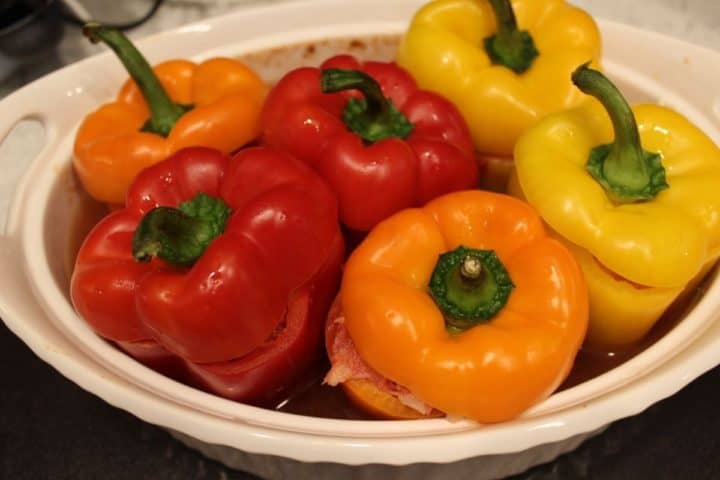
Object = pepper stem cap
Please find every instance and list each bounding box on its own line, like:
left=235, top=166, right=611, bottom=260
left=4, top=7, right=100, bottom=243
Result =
left=429, top=246, right=514, bottom=333
left=133, top=192, right=231, bottom=266
left=572, top=63, right=669, bottom=203
left=483, top=0, right=539, bottom=74
left=320, top=68, right=413, bottom=143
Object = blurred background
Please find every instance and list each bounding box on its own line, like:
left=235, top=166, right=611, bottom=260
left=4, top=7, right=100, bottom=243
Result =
left=0, top=0, right=287, bottom=96
left=1, top=0, right=720, bottom=98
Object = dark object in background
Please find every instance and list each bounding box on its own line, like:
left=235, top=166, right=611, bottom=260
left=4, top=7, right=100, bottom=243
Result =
left=61, top=0, right=166, bottom=31
left=0, top=0, right=64, bottom=58
left=0, top=0, right=165, bottom=60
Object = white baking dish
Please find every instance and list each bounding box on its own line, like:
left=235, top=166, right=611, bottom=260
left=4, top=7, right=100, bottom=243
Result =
left=1, top=0, right=720, bottom=478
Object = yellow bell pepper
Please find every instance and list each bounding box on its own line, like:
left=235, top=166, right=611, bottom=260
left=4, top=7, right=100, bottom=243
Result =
left=510, top=64, right=720, bottom=350
left=340, top=191, right=588, bottom=422
left=396, top=0, right=601, bottom=189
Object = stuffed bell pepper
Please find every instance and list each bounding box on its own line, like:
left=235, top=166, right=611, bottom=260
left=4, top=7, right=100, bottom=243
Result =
left=325, top=190, right=588, bottom=422
left=74, top=24, right=267, bottom=205
left=510, top=64, right=720, bottom=350
left=396, top=0, right=601, bottom=189
left=261, top=54, right=481, bottom=233
left=71, top=146, right=344, bottom=405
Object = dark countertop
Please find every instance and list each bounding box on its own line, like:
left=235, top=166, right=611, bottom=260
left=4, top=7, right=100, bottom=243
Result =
left=2, top=321, right=720, bottom=480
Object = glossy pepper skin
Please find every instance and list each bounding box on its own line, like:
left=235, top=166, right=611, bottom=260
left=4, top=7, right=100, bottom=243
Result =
left=396, top=0, right=601, bottom=158
left=261, top=54, right=480, bottom=232
left=511, top=98, right=720, bottom=350
left=340, top=191, right=588, bottom=422
left=74, top=25, right=267, bottom=205
left=71, top=146, right=343, bottom=404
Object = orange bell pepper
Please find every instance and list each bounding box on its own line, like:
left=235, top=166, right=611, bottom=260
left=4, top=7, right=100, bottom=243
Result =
left=340, top=190, right=588, bottom=422
left=74, top=24, right=267, bottom=205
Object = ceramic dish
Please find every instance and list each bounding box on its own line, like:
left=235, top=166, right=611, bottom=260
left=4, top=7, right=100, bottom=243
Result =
left=1, top=0, right=720, bottom=478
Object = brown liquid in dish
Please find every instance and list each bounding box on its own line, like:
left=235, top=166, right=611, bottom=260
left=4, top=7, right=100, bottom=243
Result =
left=65, top=35, right=713, bottom=421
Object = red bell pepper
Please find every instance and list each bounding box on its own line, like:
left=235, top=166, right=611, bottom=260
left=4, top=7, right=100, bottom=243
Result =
left=71, top=146, right=343, bottom=405
left=261, top=54, right=481, bottom=232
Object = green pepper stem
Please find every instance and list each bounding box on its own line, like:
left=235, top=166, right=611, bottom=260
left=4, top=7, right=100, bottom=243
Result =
left=83, top=22, right=188, bottom=137
left=133, top=193, right=231, bottom=266
left=429, top=246, right=514, bottom=333
left=572, top=63, right=668, bottom=203
left=489, top=0, right=518, bottom=36
left=320, top=69, right=413, bottom=143
left=483, top=0, right=538, bottom=74
left=322, top=69, right=386, bottom=117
